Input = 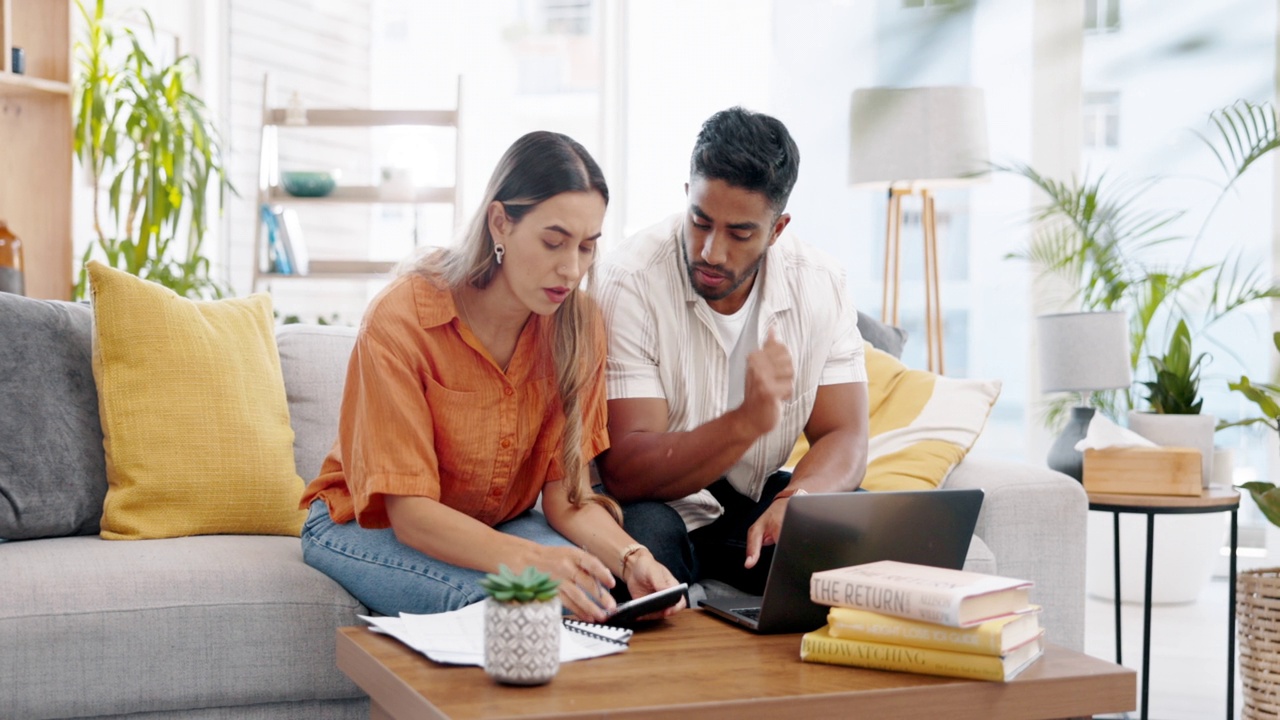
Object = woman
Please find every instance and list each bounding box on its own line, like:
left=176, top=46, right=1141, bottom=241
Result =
left=299, top=131, right=684, bottom=621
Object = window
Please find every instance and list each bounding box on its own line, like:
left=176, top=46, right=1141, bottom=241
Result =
left=1084, top=0, right=1121, bottom=33
left=1082, top=91, right=1121, bottom=149
left=539, top=0, right=593, bottom=35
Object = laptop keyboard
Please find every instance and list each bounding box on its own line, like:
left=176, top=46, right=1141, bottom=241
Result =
left=734, top=607, right=762, bottom=621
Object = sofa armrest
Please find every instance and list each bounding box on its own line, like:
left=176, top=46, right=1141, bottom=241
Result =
left=945, top=455, right=1088, bottom=651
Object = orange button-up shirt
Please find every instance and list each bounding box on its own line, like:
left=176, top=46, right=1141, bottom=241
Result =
left=300, top=271, right=609, bottom=529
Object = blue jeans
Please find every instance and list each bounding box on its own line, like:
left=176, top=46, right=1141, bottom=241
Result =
left=300, top=500, right=576, bottom=616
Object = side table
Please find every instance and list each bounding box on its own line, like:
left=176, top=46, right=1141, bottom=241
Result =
left=1087, top=486, right=1239, bottom=720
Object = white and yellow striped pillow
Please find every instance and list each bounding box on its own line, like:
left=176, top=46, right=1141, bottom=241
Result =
left=789, top=347, right=1000, bottom=491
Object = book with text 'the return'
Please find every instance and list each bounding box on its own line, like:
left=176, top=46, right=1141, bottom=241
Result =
left=810, top=560, right=1033, bottom=627
left=800, top=625, right=1045, bottom=682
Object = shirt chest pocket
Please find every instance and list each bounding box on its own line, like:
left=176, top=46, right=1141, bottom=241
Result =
left=421, top=374, right=492, bottom=483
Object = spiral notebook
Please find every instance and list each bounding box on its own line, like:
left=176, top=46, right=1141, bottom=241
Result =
left=362, top=602, right=631, bottom=666
left=563, top=618, right=632, bottom=648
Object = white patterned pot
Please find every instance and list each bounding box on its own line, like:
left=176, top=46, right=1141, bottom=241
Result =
left=483, top=597, right=561, bottom=685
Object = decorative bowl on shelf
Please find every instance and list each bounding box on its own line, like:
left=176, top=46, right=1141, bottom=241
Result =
left=280, top=170, right=337, bottom=197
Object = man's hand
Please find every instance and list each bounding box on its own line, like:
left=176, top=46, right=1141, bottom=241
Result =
left=744, top=497, right=789, bottom=569
left=739, top=327, right=795, bottom=437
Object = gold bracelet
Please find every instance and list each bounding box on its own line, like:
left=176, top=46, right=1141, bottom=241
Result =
left=619, top=542, right=646, bottom=579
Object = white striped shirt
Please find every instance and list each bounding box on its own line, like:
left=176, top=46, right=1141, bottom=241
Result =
left=596, top=214, right=867, bottom=530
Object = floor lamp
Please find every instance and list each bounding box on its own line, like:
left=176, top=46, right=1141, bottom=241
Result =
left=849, top=86, right=989, bottom=374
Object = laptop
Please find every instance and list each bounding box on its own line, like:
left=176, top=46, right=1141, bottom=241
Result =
left=700, top=488, right=985, bottom=634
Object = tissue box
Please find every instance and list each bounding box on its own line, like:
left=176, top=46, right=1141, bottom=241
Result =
left=1082, top=447, right=1202, bottom=496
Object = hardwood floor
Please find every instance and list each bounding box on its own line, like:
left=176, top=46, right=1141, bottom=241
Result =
left=1085, top=576, right=1241, bottom=719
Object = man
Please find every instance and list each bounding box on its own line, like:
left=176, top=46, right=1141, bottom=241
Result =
left=595, top=107, right=870, bottom=595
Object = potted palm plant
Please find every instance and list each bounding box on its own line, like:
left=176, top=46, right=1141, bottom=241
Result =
left=1005, top=100, right=1280, bottom=607
left=478, top=565, right=562, bottom=685
left=72, top=0, right=232, bottom=299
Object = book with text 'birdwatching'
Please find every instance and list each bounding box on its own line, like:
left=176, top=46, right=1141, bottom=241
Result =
left=810, top=560, right=1034, bottom=628
left=827, top=605, right=1042, bottom=656
left=800, top=625, right=1045, bottom=682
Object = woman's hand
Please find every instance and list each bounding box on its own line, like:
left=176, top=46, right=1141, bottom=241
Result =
left=622, top=549, right=686, bottom=620
left=534, top=545, right=617, bottom=622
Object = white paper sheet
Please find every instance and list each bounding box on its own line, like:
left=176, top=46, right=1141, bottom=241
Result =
left=360, top=602, right=632, bottom=667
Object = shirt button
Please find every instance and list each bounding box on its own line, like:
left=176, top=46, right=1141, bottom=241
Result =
left=500, top=438, right=511, bottom=449
left=504, top=387, right=514, bottom=396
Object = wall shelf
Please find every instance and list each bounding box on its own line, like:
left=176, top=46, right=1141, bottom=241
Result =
left=251, top=76, right=463, bottom=294
left=0, top=0, right=73, bottom=299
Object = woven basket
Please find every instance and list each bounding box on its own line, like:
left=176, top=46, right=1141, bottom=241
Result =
left=1239, top=568, right=1280, bottom=719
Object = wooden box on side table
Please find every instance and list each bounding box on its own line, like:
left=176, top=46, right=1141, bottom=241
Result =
left=1082, top=447, right=1202, bottom=496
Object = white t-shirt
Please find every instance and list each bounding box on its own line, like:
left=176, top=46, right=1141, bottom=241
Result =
left=596, top=214, right=867, bottom=530
left=707, top=277, right=763, bottom=494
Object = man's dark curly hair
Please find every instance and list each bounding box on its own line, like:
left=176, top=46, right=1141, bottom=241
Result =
left=689, top=106, right=800, bottom=213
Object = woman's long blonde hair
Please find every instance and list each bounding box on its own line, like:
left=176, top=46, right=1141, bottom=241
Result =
left=409, top=131, right=621, bottom=524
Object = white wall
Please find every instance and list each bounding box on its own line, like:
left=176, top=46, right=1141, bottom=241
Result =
left=225, top=0, right=375, bottom=322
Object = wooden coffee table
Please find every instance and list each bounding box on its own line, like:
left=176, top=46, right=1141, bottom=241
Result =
left=337, top=609, right=1135, bottom=720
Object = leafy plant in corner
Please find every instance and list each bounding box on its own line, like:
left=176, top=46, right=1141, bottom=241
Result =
left=1002, top=100, right=1280, bottom=427
left=1219, top=332, right=1280, bottom=527
left=1139, top=319, right=1206, bottom=415
left=72, top=0, right=233, bottom=300
left=478, top=565, right=560, bottom=603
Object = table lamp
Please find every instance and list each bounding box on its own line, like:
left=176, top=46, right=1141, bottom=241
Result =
left=1038, top=311, right=1132, bottom=481
left=849, top=86, right=989, bottom=374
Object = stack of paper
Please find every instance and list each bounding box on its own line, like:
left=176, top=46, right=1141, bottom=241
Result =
left=362, top=602, right=632, bottom=667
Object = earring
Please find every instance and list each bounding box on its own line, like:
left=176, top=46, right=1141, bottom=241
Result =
left=494, top=243, right=505, bottom=265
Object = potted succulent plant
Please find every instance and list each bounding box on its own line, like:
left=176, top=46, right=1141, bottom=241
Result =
left=478, top=565, right=562, bottom=685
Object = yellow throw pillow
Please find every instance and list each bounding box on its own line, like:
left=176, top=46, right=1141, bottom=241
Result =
left=89, top=262, right=306, bottom=539
left=786, top=347, right=1000, bottom=492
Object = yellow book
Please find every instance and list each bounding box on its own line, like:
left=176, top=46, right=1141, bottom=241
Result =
left=800, top=625, right=1044, bottom=682
left=827, top=606, right=1042, bottom=656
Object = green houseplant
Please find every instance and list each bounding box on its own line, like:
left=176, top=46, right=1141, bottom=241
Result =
left=1005, top=100, right=1280, bottom=426
left=1220, top=331, right=1280, bottom=523
left=72, top=0, right=232, bottom=300
left=1220, top=332, right=1280, bottom=718
left=1139, top=319, right=1206, bottom=415
left=479, top=565, right=562, bottom=685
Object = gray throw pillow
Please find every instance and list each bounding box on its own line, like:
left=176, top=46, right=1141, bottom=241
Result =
left=856, top=310, right=908, bottom=358
left=0, top=295, right=107, bottom=539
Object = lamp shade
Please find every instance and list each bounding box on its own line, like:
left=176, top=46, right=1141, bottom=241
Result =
left=1037, top=311, right=1132, bottom=393
left=849, top=86, right=990, bottom=188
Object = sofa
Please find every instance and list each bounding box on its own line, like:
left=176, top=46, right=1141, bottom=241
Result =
left=0, top=301, right=1087, bottom=720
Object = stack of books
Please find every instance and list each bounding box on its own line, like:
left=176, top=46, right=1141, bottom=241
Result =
left=802, top=560, right=1045, bottom=682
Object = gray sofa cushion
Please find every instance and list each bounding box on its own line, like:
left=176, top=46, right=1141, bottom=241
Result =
left=0, top=294, right=107, bottom=540
left=277, top=324, right=358, bottom=484
left=0, top=535, right=368, bottom=719
left=856, top=310, right=907, bottom=358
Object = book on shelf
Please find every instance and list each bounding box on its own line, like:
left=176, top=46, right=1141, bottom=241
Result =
left=259, top=204, right=292, bottom=274
left=800, top=625, right=1045, bottom=682
left=810, top=560, right=1033, bottom=627
left=826, top=605, right=1042, bottom=656
left=272, top=206, right=309, bottom=276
